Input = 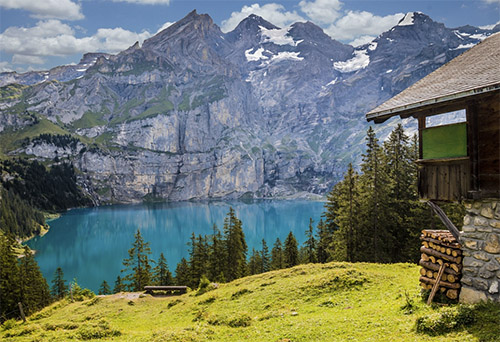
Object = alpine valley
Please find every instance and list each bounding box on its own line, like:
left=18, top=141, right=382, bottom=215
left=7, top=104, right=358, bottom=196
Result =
left=0, top=11, right=498, bottom=203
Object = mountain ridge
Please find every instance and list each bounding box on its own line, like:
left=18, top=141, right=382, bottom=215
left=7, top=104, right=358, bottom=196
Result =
left=0, top=11, right=497, bottom=203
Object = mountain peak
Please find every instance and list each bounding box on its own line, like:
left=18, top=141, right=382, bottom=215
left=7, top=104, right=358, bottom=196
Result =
left=232, top=14, right=278, bottom=33
left=396, top=12, right=432, bottom=27
left=142, top=10, right=220, bottom=52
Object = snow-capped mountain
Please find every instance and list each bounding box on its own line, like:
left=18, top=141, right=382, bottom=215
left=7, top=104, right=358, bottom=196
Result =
left=0, top=10, right=497, bottom=202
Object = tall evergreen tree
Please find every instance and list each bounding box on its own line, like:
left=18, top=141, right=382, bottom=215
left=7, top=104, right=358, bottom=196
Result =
left=113, top=276, right=124, bottom=293
left=0, top=233, right=20, bottom=319
left=121, top=229, right=154, bottom=291
left=315, top=219, right=330, bottom=263
left=188, top=234, right=209, bottom=287
left=153, top=252, right=173, bottom=286
left=207, top=224, right=226, bottom=282
left=270, top=238, right=283, bottom=270
left=248, top=248, right=262, bottom=275
left=260, top=239, right=271, bottom=273
left=383, top=124, right=417, bottom=262
left=358, top=127, right=392, bottom=262
left=18, top=246, right=51, bottom=315
left=98, top=280, right=111, bottom=295
left=303, top=218, right=317, bottom=263
left=328, top=163, right=361, bottom=261
left=51, top=267, right=68, bottom=299
left=283, top=231, right=299, bottom=268
left=223, top=208, right=247, bottom=281
left=175, top=257, right=190, bottom=286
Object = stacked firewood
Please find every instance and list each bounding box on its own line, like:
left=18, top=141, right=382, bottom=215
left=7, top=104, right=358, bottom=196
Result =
left=419, top=230, right=462, bottom=300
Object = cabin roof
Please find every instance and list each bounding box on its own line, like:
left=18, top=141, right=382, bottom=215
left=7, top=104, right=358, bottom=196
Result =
left=366, top=32, right=500, bottom=122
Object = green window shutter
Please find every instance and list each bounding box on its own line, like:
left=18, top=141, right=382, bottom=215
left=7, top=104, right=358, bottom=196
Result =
left=422, top=122, right=467, bottom=159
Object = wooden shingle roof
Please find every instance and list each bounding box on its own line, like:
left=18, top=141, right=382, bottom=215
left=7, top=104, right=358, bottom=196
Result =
left=366, top=32, right=500, bottom=122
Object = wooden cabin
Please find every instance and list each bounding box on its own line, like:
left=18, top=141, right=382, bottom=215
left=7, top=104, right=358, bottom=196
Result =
left=366, top=32, right=500, bottom=304
left=366, top=33, right=500, bottom=202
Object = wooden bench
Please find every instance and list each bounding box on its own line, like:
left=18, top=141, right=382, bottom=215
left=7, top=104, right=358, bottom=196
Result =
left=144, top=286, right=187, bottom=295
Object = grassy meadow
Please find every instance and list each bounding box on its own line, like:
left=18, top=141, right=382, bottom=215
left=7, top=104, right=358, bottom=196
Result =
left=1, top=262, right=499, bottom=341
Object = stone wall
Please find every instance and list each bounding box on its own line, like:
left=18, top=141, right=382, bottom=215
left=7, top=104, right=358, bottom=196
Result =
left=459, top=199, right=500, bottom=303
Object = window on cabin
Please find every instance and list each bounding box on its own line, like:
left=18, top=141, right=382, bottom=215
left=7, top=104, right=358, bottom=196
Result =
left=422, top=109, right=467, bottom=160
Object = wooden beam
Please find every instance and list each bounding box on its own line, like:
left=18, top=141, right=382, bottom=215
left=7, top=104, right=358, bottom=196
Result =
left=426, top=201, right=461, bottom=241
left=466, top=102, right=479, bottom=192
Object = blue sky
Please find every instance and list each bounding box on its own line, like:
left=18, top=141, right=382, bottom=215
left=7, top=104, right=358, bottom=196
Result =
left=0, top=0, right=499, bottom=73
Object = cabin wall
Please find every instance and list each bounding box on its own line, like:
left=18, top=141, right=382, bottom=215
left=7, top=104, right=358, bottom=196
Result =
left=459, top=199, right=500, bottom=303
left=475, top=95, right=500, bottom=197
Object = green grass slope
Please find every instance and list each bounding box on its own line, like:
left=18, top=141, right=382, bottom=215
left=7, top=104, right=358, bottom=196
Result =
left=2, top=262, right=499, bottom=341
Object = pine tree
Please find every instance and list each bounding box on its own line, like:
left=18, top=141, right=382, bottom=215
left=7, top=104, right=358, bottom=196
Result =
left=18, top=246, right=51, bottom=315
left=175, top=258, right=190, bottom=286
left=0, top=233, right=20, bottom=319
left=153, top=253, right=173, bottom=286
left=270, top=238, right=283, bottom=270
left=223, top=208, right=247, bottom=281
left=98, top=280, right=111, bottom=295
left=113, top=276, right=124, bottom=293
left=358, top=127, right=392, bottom=262
left=315, top=219, right=330, bottom=263
left=248, top=248, right=262, bottom=275
left=260, top=239, right=271, bottom=273
left=303, top=218, right=317, bottom=263
left=283, top=231, right=299, bottom=268
left=51, top=267, right=68, bottom=299
left=121, top=229, right=154, bottom=291
left=207, top=224, right=226, bottom=282
left=383, top=124, right=417, bottom=262
left=188, top=234, right=209, bottom=287
left=328, top=163, right=361, bottom=261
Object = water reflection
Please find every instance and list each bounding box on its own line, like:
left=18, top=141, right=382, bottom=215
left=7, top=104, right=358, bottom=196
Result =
left=28, top=200, right=325, bottom=292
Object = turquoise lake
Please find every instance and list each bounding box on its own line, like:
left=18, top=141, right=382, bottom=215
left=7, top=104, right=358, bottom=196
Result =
left=28, top=200, right=325, bottom=292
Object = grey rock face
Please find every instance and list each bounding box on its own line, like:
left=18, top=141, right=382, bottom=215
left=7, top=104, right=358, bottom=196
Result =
left=0, top=11, right=497, bottom=203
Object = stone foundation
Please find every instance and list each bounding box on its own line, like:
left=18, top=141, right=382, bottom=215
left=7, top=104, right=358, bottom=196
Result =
left=459, top=199, right=500, bottom=303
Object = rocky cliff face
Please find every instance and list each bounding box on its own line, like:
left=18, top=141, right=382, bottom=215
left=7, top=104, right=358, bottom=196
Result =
left=0, top=11, right=497, bottom=203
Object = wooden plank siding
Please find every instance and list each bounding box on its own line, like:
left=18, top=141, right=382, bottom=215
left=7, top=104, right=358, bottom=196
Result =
left=418, top=158, right=470, bottom=201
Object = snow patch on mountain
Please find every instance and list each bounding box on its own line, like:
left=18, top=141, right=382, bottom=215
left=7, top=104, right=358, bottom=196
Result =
left=333, top=50, right=370, bottom=73
left=259, top=26, right=301, bottom=46
left=398, top=12, right=416, bottom=26
left=470, top=33, right=489, bottom=40
left=270, top=51, right=304, bottom=63
left=245, top=47, right=269, bottom=61
left=452, top=43, right=476, bottom=50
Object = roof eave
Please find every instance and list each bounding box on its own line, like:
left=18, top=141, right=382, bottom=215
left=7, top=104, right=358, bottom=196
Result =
left=366, top=83, right=500, bottom=123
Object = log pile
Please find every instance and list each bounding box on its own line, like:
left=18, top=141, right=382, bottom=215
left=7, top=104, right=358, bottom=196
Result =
left=419, top=229, right=462, bottom=300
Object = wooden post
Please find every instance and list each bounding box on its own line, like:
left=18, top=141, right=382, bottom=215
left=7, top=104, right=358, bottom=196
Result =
left=18, top=302, right=26, bottom=323
left=427, top=263, right=446, bottom=305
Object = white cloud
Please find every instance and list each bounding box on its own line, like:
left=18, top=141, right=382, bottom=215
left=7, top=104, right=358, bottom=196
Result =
left=0, top=0, right=83, bottom=20
left=0, top=20, right=154, bottom=60
left=221, top=3, right=305, bottom=32
left=12, top=55, right=45, bottom=65
left=299, top=0, right=343, bottom=24
left=109, top=0, right=171, bottom=4
left=325, top=10, right=403, bottom=41
left=482, top=0, right=500, bottom=4
left=156, top=21, right=175, bottom=34
left=479, top=21, right=500, bottom=29
left=0, top=61, right=13, bottom=72
left=349, top=35, right=376, bottom=47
